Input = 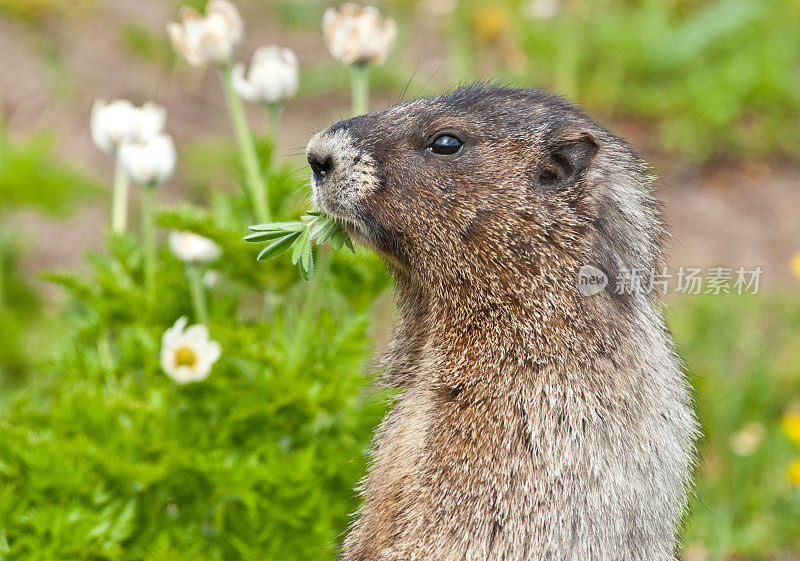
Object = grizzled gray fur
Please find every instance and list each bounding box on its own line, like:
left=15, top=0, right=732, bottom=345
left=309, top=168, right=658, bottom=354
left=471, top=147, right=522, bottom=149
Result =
left=306, top=84, right=698, bottom=561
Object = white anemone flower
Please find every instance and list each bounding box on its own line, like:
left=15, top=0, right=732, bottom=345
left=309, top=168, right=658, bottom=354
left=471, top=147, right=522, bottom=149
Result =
left=202, top=270, right=220, bottom=288
left=117, top=134, right=177, bottom=187
left=323, top=4, right=397, bottom=66
left=522, top=0, right=561, bottom=20
left=160, top=317, right=221, bottom=384
left=729, top=422, right=766, bottom=457
left=233, top=46, right=299, bottom=105
left=169, top=231, right=222, bottom=264
left=168, top=0, right=244, bottom=67
left=91, top=100, right=166, bottom=154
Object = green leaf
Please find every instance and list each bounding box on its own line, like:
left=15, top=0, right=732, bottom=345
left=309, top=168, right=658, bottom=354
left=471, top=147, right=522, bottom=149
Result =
left=312, top=218, right=338, bottom=244
left=248, top=212, right=356, bottom=277
left=308, top=217, right=330, bottom=240
left=301, top=241, right=313, bottom=272
left=298, top=249, right=314, bottom=281
left=330, top=229, right=348, bottom=251
left=256, top=231, right=301, bottom=261
left=244, top=230, right=296, bottom=243
left=249, top=221, right=306, bottom=233
left=291, top=229, right=310, bottom=265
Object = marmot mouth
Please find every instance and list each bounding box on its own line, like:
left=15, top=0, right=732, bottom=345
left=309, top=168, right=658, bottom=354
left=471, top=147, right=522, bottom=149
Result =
left=315, top=198, right=406, bottom=270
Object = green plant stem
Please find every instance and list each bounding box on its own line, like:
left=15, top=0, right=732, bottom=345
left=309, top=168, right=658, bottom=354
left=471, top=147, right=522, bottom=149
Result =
left=186, top=264, right=209, bottom=324
left=141, top=186, right=157, bottom=301
left=554, top=17, right=581, bottom=100
left=286, top=250, right=331, bottom=375
left=267, top=103, right=282, bottom=137
left=219, top=63, right=270, bottom=222
left=0, top=242, right=4, bottom=310
left=350, top=63, right=370, bottom=117
left=111, top=163, right=130, bottom=234
left=447, top=9, right=475, bottom=83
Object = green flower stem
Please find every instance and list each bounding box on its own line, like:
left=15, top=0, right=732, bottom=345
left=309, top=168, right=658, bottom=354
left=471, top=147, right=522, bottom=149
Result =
left=447, top=10, right=475, bottom=84
left=141, top=186, right=157, bottom=301
left=267, top=103, right=282, bottom=138
left=554, top=17, right=581, bottom=100
left=350, top=63, right=370, bottom=117
left=0, top=243, right=5, bottom=309
left=186, top=263, right=210, bottom=325
left=219, top=64, right=270, bottom=222
left=286, top=250, right=331, bottom=375
left=111, top=163, right=130, bottom=234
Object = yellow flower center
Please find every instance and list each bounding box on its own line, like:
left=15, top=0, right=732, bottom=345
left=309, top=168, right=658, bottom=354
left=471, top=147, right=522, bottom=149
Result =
left=174, top=345, right=198, bottom=368
left=782, top=413, right=800, bottom=444
left=789, top=459, right=800, bottom=487
left=792, top=251, right=800, bottom=281
left=473, top=6, right=511, bottom=41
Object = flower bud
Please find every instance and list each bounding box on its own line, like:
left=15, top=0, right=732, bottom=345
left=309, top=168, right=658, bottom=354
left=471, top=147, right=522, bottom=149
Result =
left=91, top=100, right=165, bottom=154
left=322, top=4, right=397, bottom=66
left=168, top=0, right=244, bottom=67
left=233, top=46, right=300, bottom=105
left=203, top=270, right=220, bottom=288
left=117, top=134, right=177, bottom=187
left=522, top=0, right=561, bottom=20
left=169, top=231, right=222, bottom=264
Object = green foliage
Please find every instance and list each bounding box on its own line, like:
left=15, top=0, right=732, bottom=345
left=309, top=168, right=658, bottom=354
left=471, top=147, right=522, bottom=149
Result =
left=0, top=238, right=42, bottom=391
left=120, top=23, right=177, bottom=68
left=513, top=0, right=800, bottom=161
left=671, top=293, right=800, bottom=559
left=0, top=0, right=94, bottom=21
left=0, top=122, right=100, bottom=389
left=0, top=83, right=393, bottom=556
left=0, top=308, right=388, bottom=559
left=1, top=2, right=798, bottom=557
left=246, top=212, right=355, bottom=281
left=290, top=0, right=800, bottom=162
left=270, top=0, right=329, bottom=29
left=0, top=125, right=100, bottom=216
left=1, top=192, right=391, bottom=559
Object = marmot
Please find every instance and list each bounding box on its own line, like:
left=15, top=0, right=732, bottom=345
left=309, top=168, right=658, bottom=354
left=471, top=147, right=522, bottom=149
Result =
left=306, top=84, right=697, bottom=561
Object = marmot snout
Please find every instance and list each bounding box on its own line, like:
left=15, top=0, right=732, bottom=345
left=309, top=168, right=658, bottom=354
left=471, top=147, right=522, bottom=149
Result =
left=307, top=84, right=697, bottom=561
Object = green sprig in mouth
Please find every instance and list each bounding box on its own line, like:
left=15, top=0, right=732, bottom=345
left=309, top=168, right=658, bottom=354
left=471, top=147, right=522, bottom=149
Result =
left=245, top=211, right=354, bottom=280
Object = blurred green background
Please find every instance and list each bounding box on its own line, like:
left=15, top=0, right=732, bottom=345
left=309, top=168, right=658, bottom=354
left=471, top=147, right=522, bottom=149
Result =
left=0, top=0, right=799, bottom=560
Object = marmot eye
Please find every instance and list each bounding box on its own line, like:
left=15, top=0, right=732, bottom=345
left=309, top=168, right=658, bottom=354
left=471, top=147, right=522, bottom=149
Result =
left=428, top=134, right=462, bottom=156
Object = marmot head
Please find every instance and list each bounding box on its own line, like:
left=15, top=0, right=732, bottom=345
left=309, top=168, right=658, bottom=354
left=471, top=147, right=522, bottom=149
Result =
left=307, top=85, right=661, bottom=309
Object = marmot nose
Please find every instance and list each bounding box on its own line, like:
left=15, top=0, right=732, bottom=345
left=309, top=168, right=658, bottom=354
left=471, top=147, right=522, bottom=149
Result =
left=308, top=153, right=334, bottom=180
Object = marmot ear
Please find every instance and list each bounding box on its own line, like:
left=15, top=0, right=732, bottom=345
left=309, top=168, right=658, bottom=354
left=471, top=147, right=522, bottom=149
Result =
left=534, top=131, right=599, bottom=190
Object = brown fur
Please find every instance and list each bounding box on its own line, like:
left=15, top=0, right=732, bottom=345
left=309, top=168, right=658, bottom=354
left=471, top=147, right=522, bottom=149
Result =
left=307, top=85, right=697, bottom=560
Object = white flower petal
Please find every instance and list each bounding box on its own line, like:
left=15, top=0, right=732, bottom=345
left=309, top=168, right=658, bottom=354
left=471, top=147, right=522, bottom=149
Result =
left=232, top=62, right=258, bottom=102
left=168, top=0, right=242, bottom=67
left=184, top=323, right=210, bottom=346
left=159, top=317, right=220, bottom=384
left=235, top=46, right=299, bottom=105
left=136, top=103, right=167, bottom=143
left=323, top=4, right=396, bottom=65
left=91, top=99, right=139, bottom=154
left=168, top=230, right=222, bottom=263
left=522, top=0, right=561, bottom=19
left=204, top=340, right=222, bottom=365
left=162, top=316, right=188, bottom=349
left=118, top=133, right=176, bottom=187
left=170, top=365, right=197, bottom=384
left=208, top=0, right=243, bottom=44
left=160, top=348, right=174, bottom=374
left=202, top=270, right=220, bottom=288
